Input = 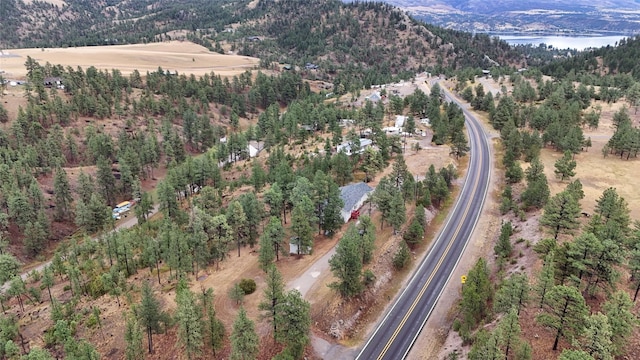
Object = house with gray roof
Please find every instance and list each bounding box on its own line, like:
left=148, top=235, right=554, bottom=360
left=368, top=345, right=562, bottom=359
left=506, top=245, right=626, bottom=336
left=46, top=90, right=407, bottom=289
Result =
left=340, top=182, right=374, bottom=222
left=336, top=138, right=372, bottom=156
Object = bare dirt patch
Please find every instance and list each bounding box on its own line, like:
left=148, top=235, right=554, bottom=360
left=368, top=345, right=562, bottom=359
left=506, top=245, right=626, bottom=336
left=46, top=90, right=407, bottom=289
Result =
left=0, top=41, right=259, bottom=80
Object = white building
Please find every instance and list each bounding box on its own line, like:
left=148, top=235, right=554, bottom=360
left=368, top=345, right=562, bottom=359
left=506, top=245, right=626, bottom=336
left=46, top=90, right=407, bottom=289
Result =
left=395, top=115, right=407, bottom=129
left=382, top=126, right=401, bottom=135
left=336, top=138, right=372, bottom=156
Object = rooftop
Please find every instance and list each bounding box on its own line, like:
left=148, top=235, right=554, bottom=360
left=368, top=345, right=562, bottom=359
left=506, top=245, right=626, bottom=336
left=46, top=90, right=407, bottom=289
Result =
left=340, top=182, right=373, bottom=213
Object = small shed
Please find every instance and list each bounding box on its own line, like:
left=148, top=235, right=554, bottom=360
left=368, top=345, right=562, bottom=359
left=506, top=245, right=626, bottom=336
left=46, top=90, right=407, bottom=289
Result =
left=248, top=141, right=264, bottom=158
left=289, top=238, right=312, bottom=255
left=340, top=182, right=374, bottom=222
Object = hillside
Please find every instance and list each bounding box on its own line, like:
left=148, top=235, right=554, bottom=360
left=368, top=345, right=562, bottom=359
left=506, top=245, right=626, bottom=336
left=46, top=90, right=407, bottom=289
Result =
left=372, top=0, right=640, bottom=35
left=541, top=35, right=640, bottom=79
left=0, top=0, right=524, bottom=86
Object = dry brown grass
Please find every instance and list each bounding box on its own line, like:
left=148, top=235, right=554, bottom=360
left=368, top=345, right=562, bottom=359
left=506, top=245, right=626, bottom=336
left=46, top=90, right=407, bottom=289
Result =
left=1, top=41, right=259, bottom=80
left=539, top=101, right=640, bottom=219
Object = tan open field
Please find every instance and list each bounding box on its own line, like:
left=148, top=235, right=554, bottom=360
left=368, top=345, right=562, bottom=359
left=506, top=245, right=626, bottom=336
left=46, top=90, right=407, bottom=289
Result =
left=0, top=41, right=259, bottom=79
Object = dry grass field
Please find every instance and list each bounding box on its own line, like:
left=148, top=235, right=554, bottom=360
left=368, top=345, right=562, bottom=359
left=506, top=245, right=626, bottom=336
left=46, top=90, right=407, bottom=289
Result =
left=0, top=41, right=259, bottom=79
left=540, top=101, right=640, bottom=220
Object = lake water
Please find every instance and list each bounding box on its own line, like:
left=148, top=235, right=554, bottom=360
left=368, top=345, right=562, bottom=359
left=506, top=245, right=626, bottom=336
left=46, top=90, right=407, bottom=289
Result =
left=498, top=35, right=629, bottom=51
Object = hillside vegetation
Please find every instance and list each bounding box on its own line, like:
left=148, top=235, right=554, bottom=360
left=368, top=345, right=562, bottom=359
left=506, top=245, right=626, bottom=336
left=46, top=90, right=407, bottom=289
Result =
left=1, top=0, right=523, bottom=87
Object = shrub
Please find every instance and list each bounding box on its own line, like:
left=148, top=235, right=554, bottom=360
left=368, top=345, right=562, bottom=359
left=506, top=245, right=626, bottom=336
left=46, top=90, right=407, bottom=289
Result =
left=363, top=269, right=376, bottom=286
left=86, top=314, right=98, bottom=329
left=238, top=278, right=257, bottom=295
left=452, top=318, right=462, bottom=332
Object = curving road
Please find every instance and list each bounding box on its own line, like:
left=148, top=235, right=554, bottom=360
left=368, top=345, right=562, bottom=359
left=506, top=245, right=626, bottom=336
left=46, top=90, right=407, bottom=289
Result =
left=356, top=82, right=492, bottom=360
left=1, top=205, right=159, bottom=293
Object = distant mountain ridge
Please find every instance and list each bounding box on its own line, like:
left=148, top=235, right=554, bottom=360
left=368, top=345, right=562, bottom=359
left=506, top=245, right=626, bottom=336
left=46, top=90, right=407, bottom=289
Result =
left=359, top=0, right=640, bottom=35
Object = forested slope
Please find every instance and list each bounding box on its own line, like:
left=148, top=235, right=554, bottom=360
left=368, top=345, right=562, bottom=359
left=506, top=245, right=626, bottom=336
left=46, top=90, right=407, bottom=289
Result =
left=1, top=0, right=523, bottom=87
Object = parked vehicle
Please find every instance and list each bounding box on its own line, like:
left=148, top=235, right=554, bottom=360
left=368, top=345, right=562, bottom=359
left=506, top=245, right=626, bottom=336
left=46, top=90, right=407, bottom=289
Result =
left=112, top=201, right=132, bottom=219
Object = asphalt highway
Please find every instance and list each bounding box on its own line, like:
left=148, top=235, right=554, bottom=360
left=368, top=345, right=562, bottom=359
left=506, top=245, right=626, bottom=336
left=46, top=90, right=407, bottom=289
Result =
left=356, top=83, right=491, bottom=360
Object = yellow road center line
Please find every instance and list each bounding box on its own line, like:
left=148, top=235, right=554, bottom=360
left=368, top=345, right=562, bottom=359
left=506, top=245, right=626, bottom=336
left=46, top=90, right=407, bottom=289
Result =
left=376, top=121, right=483, bottom=359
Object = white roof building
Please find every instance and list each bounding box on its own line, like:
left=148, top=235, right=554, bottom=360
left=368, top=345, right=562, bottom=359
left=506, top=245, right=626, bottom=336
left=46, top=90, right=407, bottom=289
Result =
left=336, top=138, right=373, bottom=156
left=395, top=115, right=407, bottom=128
left=382, top=126, right=401, bottom=135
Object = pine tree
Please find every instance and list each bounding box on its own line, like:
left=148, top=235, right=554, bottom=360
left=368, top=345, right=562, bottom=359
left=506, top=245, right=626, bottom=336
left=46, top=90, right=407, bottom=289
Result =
left=251, top=160, right=267, bottom=192
left=329, top=228, right=363, bottom=297
left=239, top=192, right=264, bottom=247
left=393, top=240, right=411, bottom=269
left=96, top=156, right=116, bottom=206
left=259, top=265, right=285, bottom=340
left=229, top=283, right=245, bottom=306
left=494, top=221, right=513, bottom=259
left=593, top=187, right=631, bottom=233
left=258, top=230, right=276, bottom=271
left=558, top=350, right=595, bottom=360
left=176, top=285, right=203, bottom=360
left=290, top=196, right=315, bottom=256
left=313, top=171, right=344, bottom=236
left=535, top=251, right=556, bottom=308
left=537, top=285, right=589, bottom=350
left=230, top=307, right=259, bottom=360
left=264, top=183, right=284, bottom=223
left=372, top=176, right=394, bottom=229
left=521, top=176, right=550, bottom=210
left=554, top=150, right=577, bottom=181
left=566, top=179, right=585, bottom=200
left=210, top=214, right=232, bottom=270
left=201, top=288, right=225, bottom=357
left=42, top=265, right=54, bottom=303
left=23, top=346, right=54, bottom=360
left=450, top=131, right=470, bottom=159
left=275, top=290, right=311, bottom=358
left=497, top=308, right=522, bottom=358
left=540, top=190, right=581, bottom=239
left=581, top=313, right=614, bottom=360
left=403, top=217, right=424, bottom=248
left=260, top=216, right=286, bottom=269
left=387, top=190, right=406, bottom=234
left=53, top=167, right=73, bottom=221
left=157, top=179, right=180, bottom=220
left=134, top=192, right=153, bottom=224
left=356, top=216, right=376, bottom=264
left=189, top=209, right=209, bottom=277
left=602, top=290, right=636, bottom=355
left=629, top=241, right=640, bottom=301
left=227, top=200, right=248, bottom=257
left=139, top=283, right=162, bottom=354
left=0, top=254, right=21, bottom=285
left=468, top=329, right=502, bottom=360
left=461, top=258, right=492, bottom=332
left=124, top=313, right=144, bottom=360
left=494, top=273, right=530, bottom=315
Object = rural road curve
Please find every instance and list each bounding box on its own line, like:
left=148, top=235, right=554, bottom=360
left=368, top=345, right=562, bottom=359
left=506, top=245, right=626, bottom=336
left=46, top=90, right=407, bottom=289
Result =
left=356, top=80, right=492, bottom=359
left=1, top=205, right=160, bottom=293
